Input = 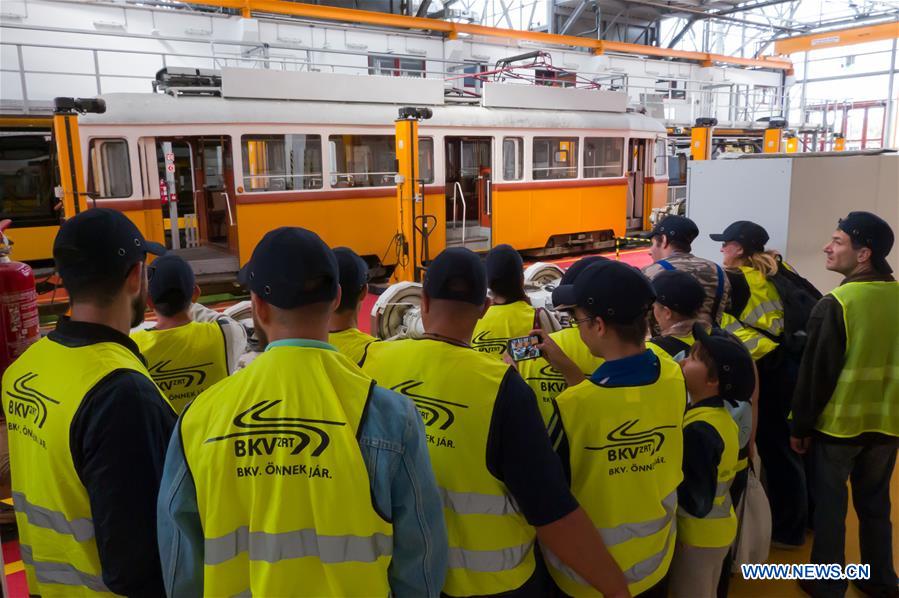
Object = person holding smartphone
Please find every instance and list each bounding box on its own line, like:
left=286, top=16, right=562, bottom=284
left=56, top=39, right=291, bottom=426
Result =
left=362, top=247, right=629, bottom=598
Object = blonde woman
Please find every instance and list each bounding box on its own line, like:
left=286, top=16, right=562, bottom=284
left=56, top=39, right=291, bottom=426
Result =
left=711, top=221, right=808, bottom=549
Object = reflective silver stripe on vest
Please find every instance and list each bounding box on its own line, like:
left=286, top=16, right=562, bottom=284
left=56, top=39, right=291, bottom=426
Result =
left=440, top=486, right=518, bottom=516
left=742, top=300, right=783, bottom=329
left=20, top=543, right=110, bottom=593
left=12, top=491, right=95, bottom=542
left=741, top=335, right=762, bottom=353
left=204, top=527, right=392, bottom=566
left=599, top=490, right=677, bottom=548
left=447, top=540, right=533, bottom=573
left=723, top=320, right=742, bottom=334
left=545, top=516, right=675, bottom=586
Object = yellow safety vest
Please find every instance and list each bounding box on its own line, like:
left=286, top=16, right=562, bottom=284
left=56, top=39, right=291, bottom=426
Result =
left=471, top=301, right=536, bottom=359
left=3, top=337, right=172, bottom=597
left=180, top=341, right=392, bottom=597
left=363, top=338, right=536, bottom=596
left=547, top=353, right=686, bottom=597
left=677, top=405, right=739, bottom=549
left=328, top=327, right=377, bottom=365
left=132, top=321, right=229, bottom=414
left=729, top=267, right=783, bottom=360
left=817, top=281, right=899, bottom=438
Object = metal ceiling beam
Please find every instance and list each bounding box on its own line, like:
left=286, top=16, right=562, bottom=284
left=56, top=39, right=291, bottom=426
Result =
left=668, top=16, right=697, bottom=47
left=714, top=0, right=797, bottom=17
left=606, top=0, right=804, bottom=32
left=558, top=0, right=591, bottom=35
left=768, top=19, right=899, bottom=55
left=414, top=0, right=432, bottom=18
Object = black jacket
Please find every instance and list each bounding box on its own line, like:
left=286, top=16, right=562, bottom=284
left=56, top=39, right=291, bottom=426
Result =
left=790, top=270, right=897, bottom=444
left=53, top=317, right=176, bottom=597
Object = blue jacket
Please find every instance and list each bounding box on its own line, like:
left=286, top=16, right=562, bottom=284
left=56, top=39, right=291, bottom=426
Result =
left=156, top=339, right=448, bottom=597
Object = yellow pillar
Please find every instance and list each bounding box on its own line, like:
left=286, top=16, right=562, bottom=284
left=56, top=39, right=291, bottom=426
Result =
left=52, top=112, right=89, bottom=218
left=690, top=126, right=712, bottom=160
left=392, top=117, right=420, bottom=283
left=834, top=134, right=846, bottom=151
left=785, top=135, right=799, bottom=153
left=763, top=127, right=784, bottom=153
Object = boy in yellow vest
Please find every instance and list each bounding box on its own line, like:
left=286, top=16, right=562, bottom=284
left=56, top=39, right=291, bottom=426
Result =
left=132, top=254, right=246, bottom=413
left=471, top=244, right=541, bottom=359
left=671, top=323, right=754, bottom=598
left=540, top=261, right=686, bottom=597
left=648, top=269, right=706, bottom=359
left=328, top=246, right=377, bottom=364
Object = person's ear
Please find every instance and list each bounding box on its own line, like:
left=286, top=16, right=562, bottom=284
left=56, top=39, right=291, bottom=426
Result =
left=420, top=291, right=431, bottom=315
left=192, top=284, right=201, bottom=303
left=331, top=286, right=342, bottom=313
left=359, top=284, right=368, bottom=304
left=856, top=245, right=872, bottom=266
left=251, top=292, right=270, bottom=326
left=595, top=315, right=607, bottom=337
left=662, top=305, right=673, bottom=322
left=125, top=262, right=143, bottom=296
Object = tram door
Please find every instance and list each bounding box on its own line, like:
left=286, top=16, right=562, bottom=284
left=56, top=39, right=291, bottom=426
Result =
left=445, top=136, right=492, bottom=252
left=155, top=136, right=237, bottom=254
left=626, top=139, right=647, bottom=231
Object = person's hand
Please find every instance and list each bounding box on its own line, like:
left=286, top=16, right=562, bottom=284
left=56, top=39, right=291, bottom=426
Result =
left=790, top=436, right=811, bottom=454
left=531, top=328, right=584, bottom=387
left=502, top=351, right=517, bottom=370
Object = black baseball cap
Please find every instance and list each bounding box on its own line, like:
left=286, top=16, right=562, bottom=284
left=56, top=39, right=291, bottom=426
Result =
left=692, top=322, right=755, bottom=402
left=333, top=247, right=369, bottom=293
left=423, top=247, right=487, bottom=306
left=709, top=221, right=769, bottom=255
left=53, top=208, right=165, bottom=287
left=838, top=211, right=894, bottom=274
left=552, top=261, right=655, bottom=322
left=485, top=244, right=524, bottom=286
left=148, top=254, right=195, bottom=305
left=643, top=215, right=699, bottom=244
left=652, top=270, right=705, bottom=316
left=238, top=227, right=338, bottom=309
left=559, top=255, right=609, bottom=285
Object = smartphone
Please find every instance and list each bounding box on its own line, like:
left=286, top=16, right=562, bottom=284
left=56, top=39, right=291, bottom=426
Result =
left=507, top=335, right=541, bottom=361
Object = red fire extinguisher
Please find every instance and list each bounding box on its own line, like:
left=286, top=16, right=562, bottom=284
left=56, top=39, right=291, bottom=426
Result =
left=0, top=220, right=40, bottom=376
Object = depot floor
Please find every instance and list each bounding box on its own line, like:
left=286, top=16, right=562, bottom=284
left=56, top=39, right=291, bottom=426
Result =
left=4, top=247, right=898, bottom=596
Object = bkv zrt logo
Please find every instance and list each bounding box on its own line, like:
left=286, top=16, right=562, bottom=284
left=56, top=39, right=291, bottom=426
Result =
left=6, top=373, right=59, bottom=429
left=391, top=380, right=468, bottom=430
left=586, top=419, right=677, bottom=462
left=205, top=399, right=346, bottom=457
left=149, top=360, right=212, bottom=391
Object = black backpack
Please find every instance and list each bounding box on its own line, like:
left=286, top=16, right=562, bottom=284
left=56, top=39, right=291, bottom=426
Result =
left=730, top=256, right=822, bottom=358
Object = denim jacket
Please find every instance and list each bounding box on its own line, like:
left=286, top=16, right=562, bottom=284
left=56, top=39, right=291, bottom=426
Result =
left=156, top=339, right=448, bottom=597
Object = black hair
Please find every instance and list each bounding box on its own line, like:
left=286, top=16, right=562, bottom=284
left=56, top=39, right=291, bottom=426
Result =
left=153, top=288, right=191, bottom=317
left=336, top=282, right=366, bottom=313
left=603, top=312, right=650, bottom=346
left=662, top=234, right=692, bottom=254
left=64, top=263, right=135, bottom=307
left=488, top=274, right=527, bottom=303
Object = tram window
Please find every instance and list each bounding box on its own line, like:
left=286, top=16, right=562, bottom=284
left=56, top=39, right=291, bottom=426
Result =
left=0, top=133, right=56, bottom=226
left=653, top=140, right=668, bottom=176
left=88, top=139, right=132, bottom=198
left=503, top=137, right=523, bottom=181
left=329, top=135, right=396, bottom=188
left=241, top=134, right=323, bottom=191
left=419, top=138, right=434, bottom=184
left=584, top=138, right=624, bottom=178
left=533, top=137, right=578, bottom=180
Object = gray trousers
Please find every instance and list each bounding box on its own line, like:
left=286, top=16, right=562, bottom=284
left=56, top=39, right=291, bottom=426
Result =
left=669, top=541, right=729, bottom=598
left=811, top=439, right=898, bottom=597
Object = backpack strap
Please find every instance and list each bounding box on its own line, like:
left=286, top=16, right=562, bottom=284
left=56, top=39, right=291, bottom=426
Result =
left=649, top=335, right=691, bottom=358
left=656, top=259, right=676, bottom=271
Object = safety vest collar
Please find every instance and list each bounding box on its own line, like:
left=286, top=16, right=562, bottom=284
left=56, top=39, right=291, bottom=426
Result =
left=589, top=349, right=660, bottom=387
left=265, top=338, right=337, bottom=352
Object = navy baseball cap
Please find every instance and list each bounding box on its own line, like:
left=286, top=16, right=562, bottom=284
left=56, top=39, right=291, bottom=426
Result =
left=553, top=261, right=655, bottom=322
left=692, top=322, right=755, bottom=402
left=148, top=254, right=195, bottom=305
left=838, top=211, right=894, bottom=274
left=709, top=221, right=769, bottom=255
left=485, top=244, right=523, bottom=286
left=643, top=215, right=699, bottom=244
left=333, top=247, right=369, bottom=293
left=559, top=255, right=609, bottom=285
left=238, top=227, right=338, bottom=309
left=53, top=208, right=165, bottom=287
left=423, top=247, right=487, bottom=306
left=652, top=270, right=705, bottom=316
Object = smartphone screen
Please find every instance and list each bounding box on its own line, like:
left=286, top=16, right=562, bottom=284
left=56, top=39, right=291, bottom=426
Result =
left=507, top=335, right=541, bottom=361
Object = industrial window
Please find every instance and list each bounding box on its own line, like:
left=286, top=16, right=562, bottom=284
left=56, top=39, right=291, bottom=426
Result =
left=368, top=55, right=426, bottom=78
left=533, top=137, right=578, bottom=180
left=88, top=138, right=132, bottom=198
left=584, top=138, right=624, bottom=179
left=503, top=137, right=523, bottom=181
left=329, top=135, right=396, bottom=188
left=241, top=134, right=323, bottom=192
left=419, top=138, right=434, bottom=184
left=535, top=69, right=576, bottom=88
left=0, top=133, right=56, bottom=226
left=653, top=139, right=668, bottom=176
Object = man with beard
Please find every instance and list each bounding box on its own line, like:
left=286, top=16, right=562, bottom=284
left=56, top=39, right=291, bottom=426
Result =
left=2, top=208, right=177, bottom=596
